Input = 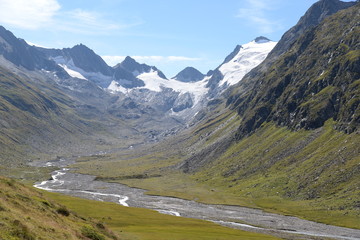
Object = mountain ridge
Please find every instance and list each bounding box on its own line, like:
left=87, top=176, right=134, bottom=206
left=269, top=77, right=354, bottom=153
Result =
left=228, top=1, right=359, bottom=138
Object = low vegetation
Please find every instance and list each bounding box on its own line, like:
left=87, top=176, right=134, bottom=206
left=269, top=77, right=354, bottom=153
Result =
left=73, top=116, right=360, bottom=229
left=0, top=176, right=280, bottom=240
left=0, top=176, right=118, bottom=240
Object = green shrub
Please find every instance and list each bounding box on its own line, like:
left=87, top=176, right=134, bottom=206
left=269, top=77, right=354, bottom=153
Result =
left=81, top=225, right=105, bottom=240
left=56, top=206, right=70, bottom=216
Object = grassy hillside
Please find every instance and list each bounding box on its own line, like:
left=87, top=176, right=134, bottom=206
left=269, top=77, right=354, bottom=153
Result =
left=0, top=176, right=280, bottom=240
left=0, top=176, right=118, bottom=240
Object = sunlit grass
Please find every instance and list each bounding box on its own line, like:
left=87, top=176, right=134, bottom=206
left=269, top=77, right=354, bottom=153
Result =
left=45, top=191, right=280, bottom=240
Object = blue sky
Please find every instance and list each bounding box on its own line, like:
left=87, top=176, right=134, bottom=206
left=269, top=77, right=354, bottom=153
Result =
left=0, top=0, right=355, bottom=77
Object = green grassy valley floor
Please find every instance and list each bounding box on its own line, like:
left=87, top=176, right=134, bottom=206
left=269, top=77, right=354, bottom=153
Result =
left=0, top=176, right=280, bottom=240
left=46, top=192, right=281, bottom=240
left=72, top=114, right=360, bottom=230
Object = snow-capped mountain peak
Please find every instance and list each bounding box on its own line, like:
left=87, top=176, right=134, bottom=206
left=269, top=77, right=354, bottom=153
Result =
left=218, top=37, right=277, bottom=87
left=119, top=56, right=167, bottom=79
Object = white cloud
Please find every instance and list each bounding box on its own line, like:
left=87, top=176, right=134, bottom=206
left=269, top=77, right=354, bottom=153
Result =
left=132, top=56, right=165, bottom=62
left=236, top=0, right=282, bottom=34
left=0, top=0, right=60, bottom=29
left=0, top=0, right=141, bottom=34
left=102, top=56, right=126, bottom=66
left=102, top=55, right=202, bottom=67
left=55, top=9, right=141, bottom=35
left=168, top=56, right=202, bottom=61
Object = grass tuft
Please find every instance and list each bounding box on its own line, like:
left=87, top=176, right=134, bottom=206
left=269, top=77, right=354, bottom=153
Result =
left=81, top=225, right=106, bottom=240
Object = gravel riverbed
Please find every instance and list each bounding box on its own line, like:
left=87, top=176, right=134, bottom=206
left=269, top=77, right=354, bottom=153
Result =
left=33, top=159, right=360, bottom=240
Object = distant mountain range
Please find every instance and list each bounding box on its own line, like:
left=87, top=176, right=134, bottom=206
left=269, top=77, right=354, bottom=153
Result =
left=0, top=0, right=359, bottom=236
left=0, top=21, right=278, bottom=166
left=0, top=25, right=277, bottom=119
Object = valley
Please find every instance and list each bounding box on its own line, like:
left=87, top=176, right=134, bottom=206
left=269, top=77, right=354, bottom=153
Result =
left=0, top=0, right=359, bottom=239
left=32, top=157, right=360, bottom=240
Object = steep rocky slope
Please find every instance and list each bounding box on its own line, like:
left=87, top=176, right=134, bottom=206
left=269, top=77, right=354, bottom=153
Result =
left=227, top=0, right=359, bottom=137
left=228, top=0, right=356, bottom=106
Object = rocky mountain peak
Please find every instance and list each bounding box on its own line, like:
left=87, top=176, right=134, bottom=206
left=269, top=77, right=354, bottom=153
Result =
left=121, top=56, right=137, bottom=66
left=300, top=0, right=356, bottom=28
left=0, top=25, right=69, bottom=77
left=267, top=0, right=356, bottom=61
left=254, top=36, right=271, bottom=43
left=120, top=56, right=152, bottom=75
left=222, top=45, right=242, bottom=65
left=65, top=43, right=112, bottom=76
left=119, top=56, right=167, bottom=79
left=173, top=67, right=204, bottom=82
left=71, top=43, right=91, bottom=51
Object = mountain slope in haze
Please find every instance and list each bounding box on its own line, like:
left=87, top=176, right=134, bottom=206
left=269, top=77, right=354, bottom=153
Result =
left=0, top=64, right=118, bottom=170
left=39, top=44, right=114, bottom=88
left=0, top=26, right=68, bottom=78
left=1, top=22, right=274, bottom=120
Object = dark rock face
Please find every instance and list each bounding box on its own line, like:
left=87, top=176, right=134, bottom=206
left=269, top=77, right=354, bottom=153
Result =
left=222, top=45, right=242, bottom=65
left=206, top=69, right=224, bottom=98
left=120, top=56, right=152, bottom=74
left=64, top=44, right=112, bottom=76
left=229, top=2, right=360, bottom=139
left=173, top=67, right=204, bottom=82
left=113, top=65, right=145, bottom=88
left=39, top=44, right=112, bottom=76
left=120, top=56, right=167, bottom=79
left=110, top=56, right=168, bottom=88
left=173, top=92, right=194, bottom=112
left=0, top=26, right=68, bottom=78
left=38, top=43, right=114, bottom=87
left=266, top=0, right=356, bottom=62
